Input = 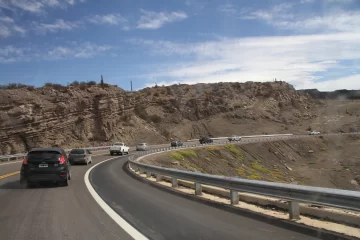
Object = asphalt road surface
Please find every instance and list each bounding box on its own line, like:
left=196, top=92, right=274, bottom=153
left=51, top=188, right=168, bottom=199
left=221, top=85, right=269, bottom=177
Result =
left=0, top=137, right=346, bottom=240
left=0, top=154, right=133, bottom=240
left=90, top=156, right=328, bottom=240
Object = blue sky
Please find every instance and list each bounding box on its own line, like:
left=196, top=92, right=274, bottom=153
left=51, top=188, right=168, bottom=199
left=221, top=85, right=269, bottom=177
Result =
left=1, top=0, right=360, bottom=91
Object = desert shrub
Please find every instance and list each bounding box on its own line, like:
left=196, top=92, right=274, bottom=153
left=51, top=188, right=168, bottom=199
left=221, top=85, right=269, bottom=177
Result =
left=70, top=81, right=80, bottom=87
left=87, top=81, right=97, bottom=86
left=79, top=81, right=87, bottom=90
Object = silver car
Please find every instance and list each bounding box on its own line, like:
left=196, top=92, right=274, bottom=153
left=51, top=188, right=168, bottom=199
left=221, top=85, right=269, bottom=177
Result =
left=136, top=143, right=150, bottom=151
left=68, top=148, right=92, bottom=165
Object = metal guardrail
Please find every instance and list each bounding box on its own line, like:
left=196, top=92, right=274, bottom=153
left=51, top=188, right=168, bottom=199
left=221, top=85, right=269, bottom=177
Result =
left=128, top=136, right=360, bottom=220
left=0, top=146, right=112, bottom=162
left=0, top=133, right=295, bottom=161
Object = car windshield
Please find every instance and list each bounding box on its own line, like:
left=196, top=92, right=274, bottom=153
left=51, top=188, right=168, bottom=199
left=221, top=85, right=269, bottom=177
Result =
left=70, top=149, right=84, bottom=154
left=138, top=143, right=146, bottom=146
left=27, top=151, right=61, bottom=162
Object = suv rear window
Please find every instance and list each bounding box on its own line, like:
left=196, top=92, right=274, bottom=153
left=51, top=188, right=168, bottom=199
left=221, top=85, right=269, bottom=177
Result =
left=27, top=151, right=61, bottom=162
left=70, top=149, right=85, bottom=154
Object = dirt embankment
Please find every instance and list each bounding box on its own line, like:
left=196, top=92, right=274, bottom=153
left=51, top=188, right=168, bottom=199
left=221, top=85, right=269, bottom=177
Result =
left=142, top=135, right=360, bottom=191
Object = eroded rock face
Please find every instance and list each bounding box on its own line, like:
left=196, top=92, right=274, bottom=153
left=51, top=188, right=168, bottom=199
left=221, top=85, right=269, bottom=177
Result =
left=0, top=81, right=317, bottom=154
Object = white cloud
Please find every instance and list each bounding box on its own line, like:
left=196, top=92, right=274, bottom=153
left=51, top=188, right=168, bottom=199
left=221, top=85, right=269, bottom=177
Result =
left=299, top=75, right=360, bottom=91
left=34, top=19, right=80, bottom=33
left=0, top=16, right=14, bottom=23
left=47, top=42, right=112, bottom=59
left=300, top=0, right=314, bottom=3
left=218, top=4, right=237, bottom=16
left=86, top=14, right=127, bottom=25
left=0, top=42, right=112, bottom=62
left=0, top=0, right=84, bottom=13
left=282, top=11, right=360, bottom=33
left=137, top=9, right=188, bottom=29
left=239, top=3, right=294, bottom=21
left=0, top=25, right=11, bottom=37
left=0, top=15, right=26, bottom=37
left=133, top=32, right=360, bottom=91
left=324, top=0, right=354, bottom=3
left=0, top=45, right=26, bottom=63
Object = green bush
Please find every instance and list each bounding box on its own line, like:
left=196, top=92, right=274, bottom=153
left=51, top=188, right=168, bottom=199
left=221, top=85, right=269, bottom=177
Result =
left=178, top=150, right=198, bottom=158
left=169, top=152, right=184, bottom=161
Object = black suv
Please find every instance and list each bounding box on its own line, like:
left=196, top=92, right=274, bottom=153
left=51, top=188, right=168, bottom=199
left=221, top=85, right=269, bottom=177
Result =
left=199, top=136, right=213, bottom=144
left=171, top=140, right=183, bottom=147
left=20, top=148, right=71, bottom=188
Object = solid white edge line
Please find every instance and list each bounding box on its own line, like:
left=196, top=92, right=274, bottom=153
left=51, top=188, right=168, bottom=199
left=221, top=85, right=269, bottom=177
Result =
left=84, top=156, right=149, bottom=240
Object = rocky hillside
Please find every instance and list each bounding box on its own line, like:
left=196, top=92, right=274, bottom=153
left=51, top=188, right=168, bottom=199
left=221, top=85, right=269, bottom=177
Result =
left=299, top=89, right=360, bottom=100
left=0, top=81, right=317, bottom=154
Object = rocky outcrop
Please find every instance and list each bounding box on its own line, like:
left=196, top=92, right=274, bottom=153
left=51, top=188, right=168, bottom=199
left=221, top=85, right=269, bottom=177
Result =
left=0, top=81, right=317, bottom=154
left=299, top=89, right=360, bottom=100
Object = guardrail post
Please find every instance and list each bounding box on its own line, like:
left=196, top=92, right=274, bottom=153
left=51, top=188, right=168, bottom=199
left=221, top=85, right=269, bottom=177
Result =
left=195, top=183, right=202, bottom=195
left=172, top=178, right=178, bottom=188
left=146, top=171, right=151, bottom=178
left=289, top=201, right=300, bottom=220
left=230, top=190, right=239, bottom=205
left=156, top=174, right=162, bottom=182
left=139, top=168, right=145, bottom=174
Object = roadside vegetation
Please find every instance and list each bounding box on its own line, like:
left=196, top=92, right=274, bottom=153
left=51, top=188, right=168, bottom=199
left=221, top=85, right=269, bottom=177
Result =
left=143, top=135, right=360, bottom=191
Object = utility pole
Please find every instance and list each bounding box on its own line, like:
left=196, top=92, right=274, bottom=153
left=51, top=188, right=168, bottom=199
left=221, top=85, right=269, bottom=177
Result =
left=100, top=75, right=104, bottom=88
left=130, top=81, right=133, bottom=91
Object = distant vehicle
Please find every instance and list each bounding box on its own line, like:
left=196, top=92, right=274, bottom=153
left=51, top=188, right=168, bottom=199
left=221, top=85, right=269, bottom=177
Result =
left=136, top=143, right=150, bottom=151
left=20, top=148, right=71, bottom=188
left=309, top=131, right=321, bottom=135
left=110, top=142, right=129, bottom=155
left=171, top=140, right=183, bottom=147
left=228, top=135, right=242, bottom=142
left=199, top=136, right=213, bottom=144
left=68, top=148, right=92, bottom=165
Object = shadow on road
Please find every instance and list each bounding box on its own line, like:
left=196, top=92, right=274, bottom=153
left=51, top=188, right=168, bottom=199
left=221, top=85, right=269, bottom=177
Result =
left=0, top=180, right=63, bottom=189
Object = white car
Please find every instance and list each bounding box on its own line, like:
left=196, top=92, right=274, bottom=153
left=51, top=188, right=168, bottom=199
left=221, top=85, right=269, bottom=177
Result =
left=309, top=131, right=321, bottom=135
left=228, top=135, right=242, bottom=142
left=110, top=142, right=129, bottom=155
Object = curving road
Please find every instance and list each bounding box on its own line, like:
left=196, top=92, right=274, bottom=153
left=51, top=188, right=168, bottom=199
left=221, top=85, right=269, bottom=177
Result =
left=0, top=155, right=133, bottom=240
left=0, top=137, right=348, bottom=240
left=89, top=155, right=339, bottom=240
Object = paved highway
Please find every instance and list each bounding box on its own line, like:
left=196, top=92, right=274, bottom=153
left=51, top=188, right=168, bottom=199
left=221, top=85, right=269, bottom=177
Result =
left=0, top=137, right=345, bottom=240
left=90, top=155, right=335, bottom=240
left=0, top=154, right=133, bottom=240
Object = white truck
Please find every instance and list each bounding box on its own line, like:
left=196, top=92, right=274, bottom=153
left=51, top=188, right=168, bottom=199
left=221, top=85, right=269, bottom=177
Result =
left=109, top=142, right=129, bottom=155
left=309, top=131, right=321, bottom=135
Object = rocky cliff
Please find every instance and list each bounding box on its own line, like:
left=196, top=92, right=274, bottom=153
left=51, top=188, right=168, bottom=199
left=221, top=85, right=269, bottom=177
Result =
left=0, top=81, right=317, bottom=155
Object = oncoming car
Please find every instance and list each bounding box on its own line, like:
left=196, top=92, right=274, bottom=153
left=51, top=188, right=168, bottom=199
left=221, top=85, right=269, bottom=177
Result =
left=20, top=148, right=71, bottom=188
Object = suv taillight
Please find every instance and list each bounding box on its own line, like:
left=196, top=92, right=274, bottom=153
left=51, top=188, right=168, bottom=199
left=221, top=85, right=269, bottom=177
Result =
left=59, top=156, right=66, bottom=164
left=23, top=157, right=28, bottom=164
left=84, top=154, right=87, bottom=158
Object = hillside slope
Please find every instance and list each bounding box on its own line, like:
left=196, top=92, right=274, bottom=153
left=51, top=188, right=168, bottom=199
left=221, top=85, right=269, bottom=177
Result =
left=0, top=81, right=317, bottom=154
left=142, top=135, right=360, bottom=191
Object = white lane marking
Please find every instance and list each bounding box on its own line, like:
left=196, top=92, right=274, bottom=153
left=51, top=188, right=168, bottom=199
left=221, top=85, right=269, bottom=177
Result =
left=84, top=156, right=149, bottom=240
